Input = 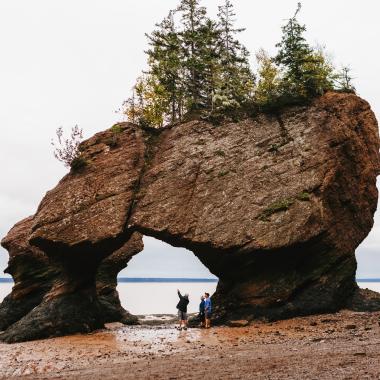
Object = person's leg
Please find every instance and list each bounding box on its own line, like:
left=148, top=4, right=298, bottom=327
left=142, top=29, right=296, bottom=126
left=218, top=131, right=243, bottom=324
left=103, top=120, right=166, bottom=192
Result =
left=178, top=311, right=183, bottom=329
left=205, top=313, right=211, bottom=328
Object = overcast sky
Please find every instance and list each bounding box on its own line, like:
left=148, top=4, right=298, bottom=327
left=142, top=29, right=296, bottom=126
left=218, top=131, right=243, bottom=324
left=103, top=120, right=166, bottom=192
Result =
left=0, top=0, right=379, bottom=279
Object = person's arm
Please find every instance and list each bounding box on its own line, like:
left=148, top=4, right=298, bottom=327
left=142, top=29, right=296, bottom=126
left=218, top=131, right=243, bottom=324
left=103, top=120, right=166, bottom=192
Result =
left=177, top=289, right=182, bottom=299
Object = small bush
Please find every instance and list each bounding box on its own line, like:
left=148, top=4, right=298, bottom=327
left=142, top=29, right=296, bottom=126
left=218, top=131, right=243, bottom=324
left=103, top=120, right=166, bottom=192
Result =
left=110, top=124, right=125, bottom=134
left=51, top=125, right=84, bottom=168
left=70, top=156, right=88, bottom=172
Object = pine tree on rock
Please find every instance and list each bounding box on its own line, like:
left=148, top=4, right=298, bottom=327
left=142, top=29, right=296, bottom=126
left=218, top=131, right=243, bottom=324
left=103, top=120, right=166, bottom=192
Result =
left=274, top=3, right=334, bottom=100
left=122, top=1, right=349, bottom=127
left=177, top=0, right=208, bottom=111
left=215, top=0, right=255, bottom=110
left=198, top=18, right=223, bottom=111
left=146, top=11, right=184, bottom=123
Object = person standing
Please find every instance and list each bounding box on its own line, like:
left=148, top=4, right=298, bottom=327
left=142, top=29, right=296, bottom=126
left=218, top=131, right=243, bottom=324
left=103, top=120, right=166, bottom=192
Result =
left=199, top=296, right=205, bottom=327
left=204, top=292, right=212, bottom=329
left=176, top=289, right=189, bottom=330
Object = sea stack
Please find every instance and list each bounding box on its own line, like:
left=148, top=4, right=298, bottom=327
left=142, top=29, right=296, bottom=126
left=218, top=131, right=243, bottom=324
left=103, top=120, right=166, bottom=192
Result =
left=1, top=92, right=379, bottom=342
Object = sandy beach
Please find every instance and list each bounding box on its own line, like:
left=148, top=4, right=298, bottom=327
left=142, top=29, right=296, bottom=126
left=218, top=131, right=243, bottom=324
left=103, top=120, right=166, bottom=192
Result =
left=1, top=310, right=379, bottom=380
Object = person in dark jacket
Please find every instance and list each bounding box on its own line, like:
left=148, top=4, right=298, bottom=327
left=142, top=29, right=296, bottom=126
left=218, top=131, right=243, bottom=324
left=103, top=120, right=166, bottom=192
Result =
left=176, top=289, right=189, bottom=330
left=199, top=296, right=205, bottom=327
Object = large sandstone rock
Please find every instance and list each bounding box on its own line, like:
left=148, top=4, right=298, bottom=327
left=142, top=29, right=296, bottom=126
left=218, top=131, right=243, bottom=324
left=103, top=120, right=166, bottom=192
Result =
left=0, top=217, right=57, bottom=332
left=0, top=218, right=143, bottom=341
left=130, top=92, right=380, bottom=320
left=1, top=92, right=379, bottom=342
left=0, top=124, right=147, bottom=342
left=96, top=232, right=143, bottom=325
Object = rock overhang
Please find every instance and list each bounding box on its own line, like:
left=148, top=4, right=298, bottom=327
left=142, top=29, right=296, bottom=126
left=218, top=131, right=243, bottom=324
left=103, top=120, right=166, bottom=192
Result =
left=1, top=91, right=379, bottom=342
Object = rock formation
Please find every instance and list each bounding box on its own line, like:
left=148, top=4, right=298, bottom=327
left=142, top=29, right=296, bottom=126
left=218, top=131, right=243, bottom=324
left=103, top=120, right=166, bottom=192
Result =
left=1, top=92, right=379, bottom=342
left=96, top=232, right=142, bottom=325
left=0, top=219, right=143, bottom=341
left=0, top=217, right=57, bottom=332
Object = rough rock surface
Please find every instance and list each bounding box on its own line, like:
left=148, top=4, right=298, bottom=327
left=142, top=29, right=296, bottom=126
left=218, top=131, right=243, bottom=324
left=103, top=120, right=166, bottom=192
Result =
left=0, top=217, right=57, bottom=332
left=0, top=124, right=147, bottom=342
left=96, top=232, right=143, bottom=325
left=130, top=92, right=380, bottom=321
left=1, top=92, right=379, bottom=342
left=0, top=219, right=143, bottom=341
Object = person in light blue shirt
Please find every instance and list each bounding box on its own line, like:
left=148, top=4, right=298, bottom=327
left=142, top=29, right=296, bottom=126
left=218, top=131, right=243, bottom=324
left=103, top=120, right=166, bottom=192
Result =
left=204, top=292, right=212, bottom=328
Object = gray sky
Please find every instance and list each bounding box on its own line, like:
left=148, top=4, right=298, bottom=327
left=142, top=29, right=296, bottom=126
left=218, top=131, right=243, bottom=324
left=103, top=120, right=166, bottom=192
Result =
left=0, top=0, right=379, bottom=279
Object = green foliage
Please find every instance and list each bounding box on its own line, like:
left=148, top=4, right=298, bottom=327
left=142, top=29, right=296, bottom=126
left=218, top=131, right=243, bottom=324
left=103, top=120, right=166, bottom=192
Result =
left=122, top=1, right=356, bottom=126
left=297, top=191, right=311, bottom=201
left=70, top=156, right=88, bottom=172
left=110, top=124, right=125, bottom=134
left=146, top=11, right=185, bottom=122
left=215, top=149, right=226, bottom=157
left=255, top=3, right=353, bottom=111
left=259, top=198, right=294, bottom=221
left=272, top=3, right=341, bottom=106
left=123, top=0, right=254, bottom=126
left=255, top=49, right=282, bottom=108
left=213, top=0, right=255, bottom=111
left=178, top=0, right=208, bottom=110
left=51, top=125, right=84, bottom=169
left=125, top=75, right=169, bottom=128
left=259, top=191, right=312, bottom=221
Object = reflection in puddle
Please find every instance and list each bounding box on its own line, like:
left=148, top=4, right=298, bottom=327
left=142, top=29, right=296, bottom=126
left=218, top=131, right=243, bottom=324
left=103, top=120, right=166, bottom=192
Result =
left=117, top=325, right=202, bottom=344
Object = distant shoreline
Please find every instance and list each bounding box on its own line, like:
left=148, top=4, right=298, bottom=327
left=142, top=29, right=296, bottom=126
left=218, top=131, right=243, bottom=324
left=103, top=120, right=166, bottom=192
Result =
left=0, top=277, right=378, bottom=283
left=0, top=277, right=219, bottom=283
left=118, top=277, right=218, bottom=283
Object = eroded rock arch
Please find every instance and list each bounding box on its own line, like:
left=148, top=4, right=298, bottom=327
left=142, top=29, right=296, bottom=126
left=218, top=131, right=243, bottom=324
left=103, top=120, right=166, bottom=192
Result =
left=1, top=92, right=380, bottom=343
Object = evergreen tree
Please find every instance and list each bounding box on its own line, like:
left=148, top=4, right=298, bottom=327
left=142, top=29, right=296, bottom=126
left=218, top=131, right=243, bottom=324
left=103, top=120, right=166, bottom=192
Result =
left=123, top=1, right=350, bottom=126
left=177, top=0, right=208, bottom=110
left=146, top=11, right=184, bottom=123
left=274, top=3, right=334, bottom=99
left=198, top=18, right=223, bottom=110
left=216, top=0, right=255, bottom=109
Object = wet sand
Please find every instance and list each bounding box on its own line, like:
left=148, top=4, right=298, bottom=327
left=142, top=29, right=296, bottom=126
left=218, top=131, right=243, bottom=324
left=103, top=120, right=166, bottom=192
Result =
left=1, top=310, right=380, bottom=379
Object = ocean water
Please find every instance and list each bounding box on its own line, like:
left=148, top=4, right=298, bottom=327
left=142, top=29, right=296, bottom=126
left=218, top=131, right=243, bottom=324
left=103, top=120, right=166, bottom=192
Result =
left=0, top=283, right=12, bottom=303
left=0, top=281, right=218, bottom=315
left=117, top=282, right=218, bottom=315
left=0, top=281, right=379, bottom=315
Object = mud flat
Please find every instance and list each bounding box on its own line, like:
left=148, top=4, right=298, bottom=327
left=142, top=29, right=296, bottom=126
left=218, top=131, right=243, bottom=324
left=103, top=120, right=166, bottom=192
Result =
left=1, top=310, right=380, bottom=379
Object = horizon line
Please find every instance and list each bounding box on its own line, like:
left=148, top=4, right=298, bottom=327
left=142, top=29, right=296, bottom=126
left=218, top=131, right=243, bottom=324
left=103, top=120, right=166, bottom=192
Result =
left=0, top=277, right=219, bottom=283
left=0, top=277, right=378, bottom=283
